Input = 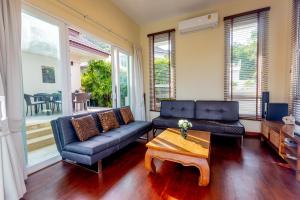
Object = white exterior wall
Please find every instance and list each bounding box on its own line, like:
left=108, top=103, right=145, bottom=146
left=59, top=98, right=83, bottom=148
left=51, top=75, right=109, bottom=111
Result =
left=70, top=60, right=82, bottom=92
left=22, top=51, right=62, bottom=95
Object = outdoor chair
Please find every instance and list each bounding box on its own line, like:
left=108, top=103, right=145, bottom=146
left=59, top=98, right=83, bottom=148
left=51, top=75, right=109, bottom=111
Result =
left=24, top=94, right=45, bottom=116
left=73, top=92, right=87, bottom=112
left=51, top=93, right=62, bottom=113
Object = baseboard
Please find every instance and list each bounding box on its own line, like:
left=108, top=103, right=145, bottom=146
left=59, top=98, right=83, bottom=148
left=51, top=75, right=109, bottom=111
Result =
left=245, top=132, right=261, bottom=138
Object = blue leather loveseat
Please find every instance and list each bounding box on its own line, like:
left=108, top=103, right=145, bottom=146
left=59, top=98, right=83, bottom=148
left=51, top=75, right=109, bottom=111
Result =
left=51, top=108, right=152, bottom=172
left=152, top=100, right=245, bottom=141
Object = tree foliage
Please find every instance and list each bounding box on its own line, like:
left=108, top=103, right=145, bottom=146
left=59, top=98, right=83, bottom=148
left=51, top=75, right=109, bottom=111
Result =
left=154, top=57, right=170, bottom=84
left=81, top=60, right=112, bottom=107
left=232, top=31, right=257, bottom=80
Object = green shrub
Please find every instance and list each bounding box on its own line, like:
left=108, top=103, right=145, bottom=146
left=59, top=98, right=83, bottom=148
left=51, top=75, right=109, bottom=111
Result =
left=81, top=60, right=112, bottom=107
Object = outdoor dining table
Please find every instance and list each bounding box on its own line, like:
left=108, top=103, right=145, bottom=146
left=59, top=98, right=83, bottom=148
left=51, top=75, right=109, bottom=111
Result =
left=33, top=93, right=55, bottom=115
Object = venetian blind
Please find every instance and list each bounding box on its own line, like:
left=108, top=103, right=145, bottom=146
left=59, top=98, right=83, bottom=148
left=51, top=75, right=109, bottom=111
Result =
left=290, top=0, right=300, bottom=123
left=148, top=30, right=176, bottom=111
left=224, top=8, right=270, bottom=119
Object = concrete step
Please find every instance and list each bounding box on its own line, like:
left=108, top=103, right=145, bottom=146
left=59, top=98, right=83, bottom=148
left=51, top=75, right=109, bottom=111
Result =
left=26, top=126, right=53, bottom=140
left=27, top=134, right=55, bottom=152
left=27, top=122, right=51, bottom=131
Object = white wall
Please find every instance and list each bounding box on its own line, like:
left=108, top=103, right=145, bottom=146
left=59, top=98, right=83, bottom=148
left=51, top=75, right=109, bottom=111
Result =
left=140, top=0, right=292, bottom=132
left=70, top=61, right=82, bottom=92
left=22, top=52, right=62, bottom=95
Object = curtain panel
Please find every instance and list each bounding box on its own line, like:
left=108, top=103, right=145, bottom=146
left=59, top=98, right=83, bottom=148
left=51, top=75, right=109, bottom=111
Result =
left=0, top=0, right=27, bottom=199
left=130, top=45, right=146, bottom=120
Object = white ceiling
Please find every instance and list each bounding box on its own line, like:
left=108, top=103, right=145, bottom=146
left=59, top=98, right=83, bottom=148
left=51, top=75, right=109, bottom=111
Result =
left=111, top=0, right=226, bottom=25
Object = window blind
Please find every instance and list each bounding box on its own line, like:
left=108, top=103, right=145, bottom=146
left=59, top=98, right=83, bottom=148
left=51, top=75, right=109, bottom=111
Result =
left=224, top=8, right=270, bottom=119
left=290, top=0, right=300, bottom=123
left=148, top=29, right=176, bottom=111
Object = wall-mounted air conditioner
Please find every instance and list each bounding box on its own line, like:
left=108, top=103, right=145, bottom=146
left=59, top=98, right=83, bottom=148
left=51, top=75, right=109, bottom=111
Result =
left=178, top=13, right=218, bottom=33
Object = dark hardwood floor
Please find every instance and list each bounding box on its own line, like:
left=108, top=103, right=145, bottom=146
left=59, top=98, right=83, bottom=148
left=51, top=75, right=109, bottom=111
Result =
left=24, top=136, right=300, bottom=200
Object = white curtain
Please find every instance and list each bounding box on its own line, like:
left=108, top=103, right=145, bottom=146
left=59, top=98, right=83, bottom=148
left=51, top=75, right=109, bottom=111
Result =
left=0, top=0, right=27, bottom=199
left=131, top=45, right=146, bottom=120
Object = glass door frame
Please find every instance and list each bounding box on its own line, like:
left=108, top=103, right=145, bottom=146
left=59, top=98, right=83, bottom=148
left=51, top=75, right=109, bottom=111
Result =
left=21, top=4, right=71, bottom=174
left=111, top=46, right=131, bottom=108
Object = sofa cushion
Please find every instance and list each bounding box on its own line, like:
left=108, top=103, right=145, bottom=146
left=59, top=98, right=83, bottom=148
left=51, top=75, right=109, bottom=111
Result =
left=222, top=121, right=245, bottom=135
left=160, top=100, right=195, bottom=118
left=98, top=111, right=120, bottom=132
left=190, top=119, right=244, bottom=135
left=152, top=117, right=181, bottom=129
left=71, top=115, right=100, bottom=141
left=105, top=121, right=152, bottom=142
left=64, top=134, right=120, bottom=155
left=195, top=101, right=239, bottom=121
left=56, top=112, right=102, bottom=146
left=63, top=121, right=152, bottom=156
left=120, top=106, right=135, bottom=124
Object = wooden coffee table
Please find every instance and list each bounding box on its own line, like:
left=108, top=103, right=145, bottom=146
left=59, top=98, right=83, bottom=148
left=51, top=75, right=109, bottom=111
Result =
left=145, top=128, right=211, bottom=186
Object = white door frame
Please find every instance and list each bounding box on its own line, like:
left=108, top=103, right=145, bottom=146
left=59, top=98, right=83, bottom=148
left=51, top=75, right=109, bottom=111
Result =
left=111, top=46, right=131, bottom=108
left=21, top=5, right=71, bottom=174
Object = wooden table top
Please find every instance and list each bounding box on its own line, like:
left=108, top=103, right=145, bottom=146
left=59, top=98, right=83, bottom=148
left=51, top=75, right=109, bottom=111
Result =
left=146, top=128, right=211, bottom=158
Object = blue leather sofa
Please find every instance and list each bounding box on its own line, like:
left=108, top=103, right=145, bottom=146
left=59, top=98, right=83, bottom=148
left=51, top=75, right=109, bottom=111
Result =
left=51, top=108, right=152, bottom=172
left=152, top=100, right=245, bottom=140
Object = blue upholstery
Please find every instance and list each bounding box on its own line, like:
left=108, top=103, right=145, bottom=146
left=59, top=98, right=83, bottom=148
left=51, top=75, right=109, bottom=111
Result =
left=152, top=117, right=182, bottom=128
left=190, top=120, right=244, bottom=135
left=64, top=135, right=120, bottom=155
left=61, top=145, right=119, bottom=166
left=160, top=100, right=195, bottom=118
left=56, top=112, right=102, bottom=146
left=104, top=121, right=152, bottom=142
left=195, top=101, right=239, bottom=121
left=51, top=109, right=152, bottom=166
left=152, top=100, right=245, bottom=138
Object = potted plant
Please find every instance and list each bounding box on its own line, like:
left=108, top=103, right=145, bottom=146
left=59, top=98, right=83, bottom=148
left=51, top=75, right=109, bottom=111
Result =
left=178, top=119, right=193, bottom=139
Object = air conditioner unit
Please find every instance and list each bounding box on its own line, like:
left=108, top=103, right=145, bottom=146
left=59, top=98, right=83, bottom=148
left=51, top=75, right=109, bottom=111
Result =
left=178, top=13, right=218, bottom=33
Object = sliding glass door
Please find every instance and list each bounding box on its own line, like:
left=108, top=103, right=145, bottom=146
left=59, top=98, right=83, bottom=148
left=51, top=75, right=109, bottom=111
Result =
left=118, top=52, right=130, bottom=107
left=68, top=28, right=113, bottom=114
left=21, top=7, right=69, bottom=171
left=112, top=48, right=131, bottom=108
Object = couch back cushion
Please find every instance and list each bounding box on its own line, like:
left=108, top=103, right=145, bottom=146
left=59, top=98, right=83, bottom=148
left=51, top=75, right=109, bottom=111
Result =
left=98, top=111, right=120, bottom=132
left=55, top=108, right=124, bottom=146
left=195, top=101, right=239, bottom=121
left=56, top=112, right=101, bottom=146
left=71, top=115, right=100, bottom=141
left=160, top=100, right=195, bottom=119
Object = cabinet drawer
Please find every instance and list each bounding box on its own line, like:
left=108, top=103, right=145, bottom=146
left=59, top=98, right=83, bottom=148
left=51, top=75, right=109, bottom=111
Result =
left=262, top=124, right=269, bottom=138
left=270, top=129, right=280, bottom=148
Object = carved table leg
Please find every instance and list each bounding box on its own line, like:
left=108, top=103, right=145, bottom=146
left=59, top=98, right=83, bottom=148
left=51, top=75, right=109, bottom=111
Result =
left=145, top=149, right=156, bottom=173
left=196, top=159, right=210, bottom=186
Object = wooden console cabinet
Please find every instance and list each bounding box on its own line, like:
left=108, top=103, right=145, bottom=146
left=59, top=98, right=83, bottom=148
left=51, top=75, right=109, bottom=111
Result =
left=280, top=125, right=300, bottom=181
left=261, top=120, right=300, bottom=181
left=261, top=120, right=283, bottom=152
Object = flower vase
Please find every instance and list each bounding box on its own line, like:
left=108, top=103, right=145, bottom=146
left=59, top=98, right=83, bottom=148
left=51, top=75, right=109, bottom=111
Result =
left=180, top=128, right=188, bottom=139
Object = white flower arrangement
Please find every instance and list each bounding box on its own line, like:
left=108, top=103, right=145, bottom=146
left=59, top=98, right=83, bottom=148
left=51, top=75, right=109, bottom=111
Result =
left=178, top=119, right=192, bottom=130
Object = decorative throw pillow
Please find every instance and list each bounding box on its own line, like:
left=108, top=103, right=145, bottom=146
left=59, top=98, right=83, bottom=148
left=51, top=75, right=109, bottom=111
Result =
left=120, top=107, right=135, bottom=124
left=71, top=115, right=99, bottom=142
left=98, top=111, right=120, bottom=132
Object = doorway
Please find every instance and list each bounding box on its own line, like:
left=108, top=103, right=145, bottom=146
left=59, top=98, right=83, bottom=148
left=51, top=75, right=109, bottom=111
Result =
left=68, top=28, right=113, bottom=114
left=21, top=8, right=68, bottom=168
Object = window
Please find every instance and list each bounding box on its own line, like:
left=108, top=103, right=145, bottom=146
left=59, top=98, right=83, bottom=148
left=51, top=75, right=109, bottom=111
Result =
left=224, top=8, right=270, bottom=119
left=290, top=0, right=300, bottom=123
left=41, top=66, right=55, bottom=83
left=148, top=29, right=176, bottom=111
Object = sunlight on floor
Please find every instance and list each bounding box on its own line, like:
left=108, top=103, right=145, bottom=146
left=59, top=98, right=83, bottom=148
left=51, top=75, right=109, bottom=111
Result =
left=27, top=144, right=59, bottom=166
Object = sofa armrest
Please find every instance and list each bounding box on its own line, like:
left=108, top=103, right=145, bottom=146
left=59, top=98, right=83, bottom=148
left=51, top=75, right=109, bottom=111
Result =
left=51, top=120, right=63, bottom=153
